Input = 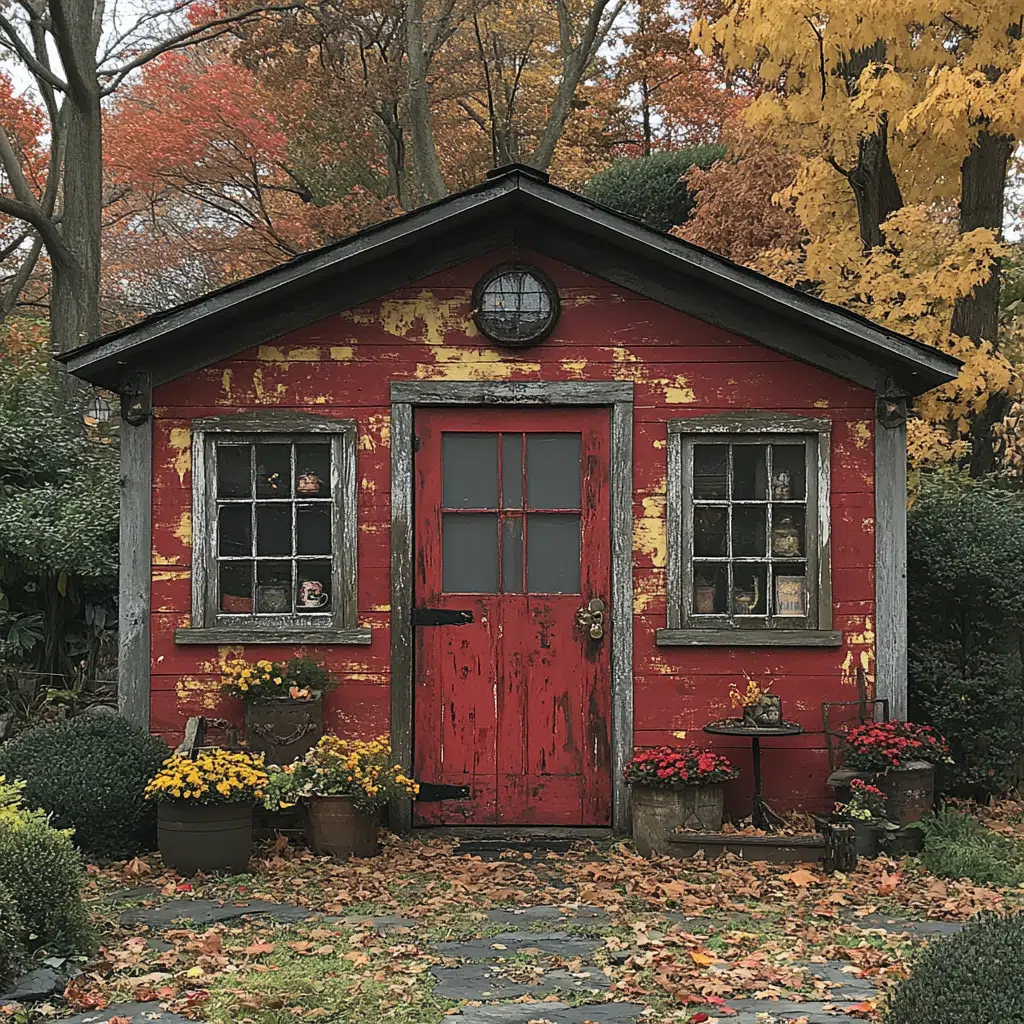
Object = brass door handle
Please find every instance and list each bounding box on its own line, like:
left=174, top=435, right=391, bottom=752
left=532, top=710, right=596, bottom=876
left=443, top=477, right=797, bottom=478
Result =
left=576, top=598, right=606, bottom=640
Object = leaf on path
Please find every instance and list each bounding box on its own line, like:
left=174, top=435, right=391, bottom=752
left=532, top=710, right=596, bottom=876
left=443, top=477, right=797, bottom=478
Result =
left=242, top=941, right=275, bottom=955
left=343, top=951, right=370, bottom=966
left=781, top=868, right=818, bottom=887
left=124, top=857, right=151, bottom=876
left=689, top=949, right=717, bottom=966
left=878, top=870, right=901, bottom=894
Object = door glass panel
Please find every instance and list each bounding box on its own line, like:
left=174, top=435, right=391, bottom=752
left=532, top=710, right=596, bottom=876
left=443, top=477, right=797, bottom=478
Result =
left=255, top=561, right=292, bottom=614
left=526, top=434, right=580, bottom=509
left=296, top=504, right=332, bottom=555
left=296, top=559, right=332, bottom=612
left=501, top=433, right=523, bottom=508
left=693, top=444, right=728, bottom=498
left=218, top=505, right=251, bottom=557
left=526, top=514, right=580, bottom=593
left=255, top=443, right=291, bottom=497
left=733, top=444, right=768, bottom=500
left=501, top=516, right=524, bottom=593
left=442, top=513, right=498, bottom=592
left=295, top=443, right=330, bottom=497
left=693, top=507, right=727, bottom=557
left=216, top=444, right=251, bottom=498
left=219, top=562, right=252, bottom=613
left=256, top=505, right=291, bottom=556
left=443, top=434, right=498, bottom=508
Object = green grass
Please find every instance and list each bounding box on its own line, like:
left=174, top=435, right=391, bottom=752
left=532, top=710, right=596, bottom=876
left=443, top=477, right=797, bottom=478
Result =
left=915, top=808, right=1024, bottom=887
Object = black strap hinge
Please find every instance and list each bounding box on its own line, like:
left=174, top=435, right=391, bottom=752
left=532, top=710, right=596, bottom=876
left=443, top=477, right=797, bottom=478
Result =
left=415, top=782, right=471, bottom=802
left=413, top=608, right=474, bottom=626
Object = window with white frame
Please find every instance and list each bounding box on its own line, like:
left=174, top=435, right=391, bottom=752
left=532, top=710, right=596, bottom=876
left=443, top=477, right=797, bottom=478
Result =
left=177, top=412, right=362, bottom=642
left=657, top=413, right=839, bottom=646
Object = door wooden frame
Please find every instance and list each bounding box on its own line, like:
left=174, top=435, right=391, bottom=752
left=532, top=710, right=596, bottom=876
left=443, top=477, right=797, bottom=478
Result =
left=389, top=381, right=634, bottom=834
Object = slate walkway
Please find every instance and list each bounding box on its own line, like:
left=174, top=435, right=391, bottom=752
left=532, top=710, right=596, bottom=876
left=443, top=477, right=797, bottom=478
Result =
left=3, top=893, right=965, bottom=1024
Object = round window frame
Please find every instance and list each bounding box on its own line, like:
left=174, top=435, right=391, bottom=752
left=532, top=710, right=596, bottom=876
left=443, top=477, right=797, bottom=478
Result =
left=471, top=262, right=561, bottom=348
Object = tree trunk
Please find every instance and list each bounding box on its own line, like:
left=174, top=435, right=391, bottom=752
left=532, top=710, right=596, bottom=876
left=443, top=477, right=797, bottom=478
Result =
left=405, top=0, right=447, bottom=202
left=848, top=117, right=903, bottom=250
left=952, top=129, right=1013, bottom=477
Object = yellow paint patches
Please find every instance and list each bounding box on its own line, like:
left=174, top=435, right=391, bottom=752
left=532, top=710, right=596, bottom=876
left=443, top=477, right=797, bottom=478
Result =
left=358, top=413, right=391, bottom=452
left=634, top=496, right=667, bottom=568
left=663, top=376, right=696, bottom=404
left=153, top=569, right=190, bottom=582
left=168, top=428, right=191, bottom=484
left=653, top=439, right=666, bottom=449
left=285, top=345, right=319, bottom=361
left=152, top=551, right=181, bottom=565
left=632, top=574, right=663, bottom=614
left=850, top=421, right=872, bottom=449
left=257, top=345, right=287, bottom=362
left=841, top=616, right=876, bottom=687
left=415, top=347, right=541, bottom=381
left=814, top=398, right=830, bottom=408
left=370, top=603, right=391, bottom=612
left=175, top=676, right=220, bottom=710
left=361, top=477, right=376, bottom=492
left=606, top=348, right=696, bottom=403
left=862, top=518, right=875, bottom=533
left=330, top=346, right=355, bottom=363
left=174, top=512, right=192, bottom=547
left=220, top=369, right=233, bottom=400
left=374, top=291, right=476, bottom=345
left=559, top=358, right=588, bottom=379
left=359, top=521, right=387, bottom=534
left=252, top=368, right=288, bottom=404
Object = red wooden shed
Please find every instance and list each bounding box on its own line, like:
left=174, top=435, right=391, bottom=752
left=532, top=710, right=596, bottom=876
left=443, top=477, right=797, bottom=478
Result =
left=62, top=165, right=960, bottom=831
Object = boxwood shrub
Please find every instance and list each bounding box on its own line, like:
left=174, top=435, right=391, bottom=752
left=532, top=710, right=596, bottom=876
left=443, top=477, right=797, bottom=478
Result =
left=0, top=880, right=24, bottom=987
left=884, top=913, right=1024, bottom=1024
left=0, top=714, right=169, bottom=858
left=0, top=816, right=89, bottom=954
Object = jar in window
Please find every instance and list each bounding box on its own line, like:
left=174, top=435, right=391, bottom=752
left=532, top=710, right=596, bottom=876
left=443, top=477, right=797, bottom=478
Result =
left=772, top=516, right=802, bottom=557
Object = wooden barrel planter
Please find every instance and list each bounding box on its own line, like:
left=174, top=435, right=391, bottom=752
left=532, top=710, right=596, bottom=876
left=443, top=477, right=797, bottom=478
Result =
left=308, top=796, right=379, bottom=859
left=878, top=760, right=935, bottom=826
left=244, top=699, right=323, bottom=766
left=157, top=802, right=253, bottom=875
left=632, top=783, right=726, bottom=856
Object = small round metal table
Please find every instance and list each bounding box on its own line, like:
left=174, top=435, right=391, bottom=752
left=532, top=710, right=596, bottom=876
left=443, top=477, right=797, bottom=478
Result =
left=703, top=720, right=804, bottom=832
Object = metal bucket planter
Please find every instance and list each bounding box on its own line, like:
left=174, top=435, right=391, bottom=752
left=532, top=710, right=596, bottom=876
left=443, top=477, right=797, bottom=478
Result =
left=877, top=760, right=935, bottom=826
left=853, top=822, right=882, bottom=858
left=631, top=783, right=726, bottom=856
left=244, top=698, right=323, bottom=766
left=157, top=802, right=253, bottom=875
left=308, top=796, right=379, bottom=859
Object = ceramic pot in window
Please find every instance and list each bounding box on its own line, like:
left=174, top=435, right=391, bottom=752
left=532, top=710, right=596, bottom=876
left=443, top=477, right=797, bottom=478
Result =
left=772, top=517, right=802, bottom=557
left=297, top=471, right=322, bottom=495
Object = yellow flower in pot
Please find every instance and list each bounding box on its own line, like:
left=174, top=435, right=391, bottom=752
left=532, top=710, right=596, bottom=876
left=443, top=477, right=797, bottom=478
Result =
left=145, top=749, right=268, bottom=875
left=263, top=735, right=419, bottom=859
left=729, top=676, right=783, bottom=728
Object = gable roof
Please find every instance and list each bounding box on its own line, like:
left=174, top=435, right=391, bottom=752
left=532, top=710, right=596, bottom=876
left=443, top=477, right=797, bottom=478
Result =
left=59, top=164, right=960, bottom=395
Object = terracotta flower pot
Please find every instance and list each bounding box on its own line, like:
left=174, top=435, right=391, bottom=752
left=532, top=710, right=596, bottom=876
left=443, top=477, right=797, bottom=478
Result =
left=244, top=698, right=323, bottom=766
left=631, top=782, right=726, bottom=856
left=307, top=796, right=379, bottom=859
left=157, top=801, right=253, bottom=875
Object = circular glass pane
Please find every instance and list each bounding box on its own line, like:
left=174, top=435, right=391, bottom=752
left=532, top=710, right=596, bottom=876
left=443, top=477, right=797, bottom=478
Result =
left=473, top=264, right=559, bottom=346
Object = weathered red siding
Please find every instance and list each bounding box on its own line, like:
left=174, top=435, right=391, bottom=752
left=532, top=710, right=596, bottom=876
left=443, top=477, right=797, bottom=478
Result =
left=150, top=250, right=875, bottom=814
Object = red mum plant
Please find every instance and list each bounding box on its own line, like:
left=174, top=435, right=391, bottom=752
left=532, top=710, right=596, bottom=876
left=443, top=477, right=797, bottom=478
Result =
left=624, top=746, right=739, bottom=787
left=844, top=721, right=950, bottom=773
left=833, top=778, right=888, bottom=822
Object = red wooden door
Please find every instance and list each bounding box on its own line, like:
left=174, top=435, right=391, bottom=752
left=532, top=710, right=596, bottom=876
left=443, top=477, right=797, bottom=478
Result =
left=413, top=408, right=612, bottom=826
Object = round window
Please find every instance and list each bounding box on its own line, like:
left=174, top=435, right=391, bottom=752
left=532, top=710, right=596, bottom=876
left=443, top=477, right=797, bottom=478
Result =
left=472, top=263, right=560, bottom=347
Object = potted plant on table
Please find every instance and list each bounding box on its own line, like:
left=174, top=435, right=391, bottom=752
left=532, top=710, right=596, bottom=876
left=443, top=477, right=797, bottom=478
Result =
left=222, top=656, right=336, bottom=765
left=842, top=721, right=950, bottom=826
left=263, top=735, right=419, bottom=859
left=831, top=778, right=895, bottom=857
left=729, top=677, right=783, bottom=728
left=625, top=744, right=739, bottom=856
left=145, top=749, right=268, bottom=874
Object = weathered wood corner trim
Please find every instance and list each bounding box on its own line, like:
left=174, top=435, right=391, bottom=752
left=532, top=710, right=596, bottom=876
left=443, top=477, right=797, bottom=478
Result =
left=120, top=369, right=152, bottom=426
left=667, top=411, right=831, bottom=434
left=389, top=402, right=415, bottom=834
left=175, top=627, right=371, bottom=645
left=655, top=628, right=843, bottom=647
left=874, top=394, right=908, bottom=719
left=119, top=370, right=153, bottom=729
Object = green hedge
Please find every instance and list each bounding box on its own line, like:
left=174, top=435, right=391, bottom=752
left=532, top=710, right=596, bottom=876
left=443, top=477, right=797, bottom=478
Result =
left=907, top=475, right=1024, bottom=792
left=915, top=808, right=1024, bottom=886
left=0, top=816, right=89, bottom=954
left=0, top=714, right=169, bottom=858
left=582, top=148, right=725, bottom=233
left=0, top=880, right=24, bottom=987
left=884, top=913, right=1024, bottom=1024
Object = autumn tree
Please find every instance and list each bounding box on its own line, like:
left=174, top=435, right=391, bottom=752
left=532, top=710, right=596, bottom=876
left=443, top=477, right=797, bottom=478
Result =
left=694, top=1, right=1024, bottom=474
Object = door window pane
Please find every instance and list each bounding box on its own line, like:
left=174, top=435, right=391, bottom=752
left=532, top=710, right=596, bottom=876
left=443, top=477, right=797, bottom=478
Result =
left=296, top=504, right=332, bottom=555
left=693, top=444, right=728, bottom=498
left=218, top=505, right=251, bottom=557
left=443, top=434, right=498, bottom=508
left=501, top=516, right=524, bottom=593
left=526, top=434, right=580, bottom=509
left=216, top=445, right=251, bottom=498
left=442, top=513, right=498, bottom=592
left=256, top=505, right=291, bottom=556
left=255, top=443, right=291, bottom=497
left=526, top=514, right=580, bottom=593
left=501, top=433, right=523, bottom=508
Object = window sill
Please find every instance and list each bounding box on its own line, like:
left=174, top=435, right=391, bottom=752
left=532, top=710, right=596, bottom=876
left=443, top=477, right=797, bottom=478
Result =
left=175, top=626, right=372, bottom=646
left=655, top=628, right=842, bottom=647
